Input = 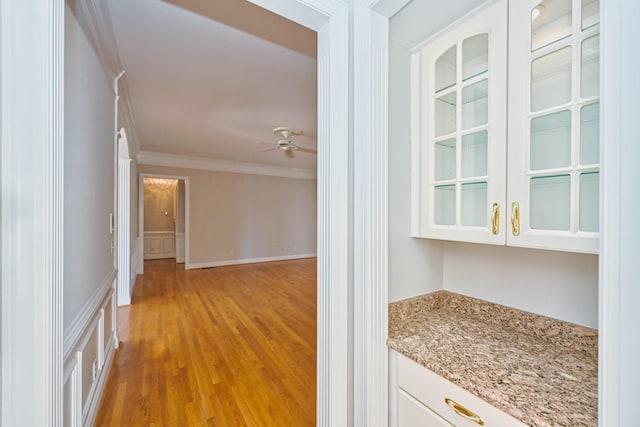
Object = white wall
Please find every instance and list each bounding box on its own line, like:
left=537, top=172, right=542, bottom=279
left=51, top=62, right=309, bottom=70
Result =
left=64, top=4, right=116, bottom=328
left=388, top=0, right=600, bottom=328
left=442, top=243, right=598, bottom=327
left=389, top=39, right=443, bottom=302
left=139, top=164, right=317, bottom=267
left=63, top=4, right=120, bottom=426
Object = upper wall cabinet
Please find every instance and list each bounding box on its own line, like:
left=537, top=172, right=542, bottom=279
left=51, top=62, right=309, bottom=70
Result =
left=411, top=0, right=600, bottom=254
left=507, top=0, right=600, bottom=253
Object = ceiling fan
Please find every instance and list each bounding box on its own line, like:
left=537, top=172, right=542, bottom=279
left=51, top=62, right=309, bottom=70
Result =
left=258, top=127, right=317, bottom=158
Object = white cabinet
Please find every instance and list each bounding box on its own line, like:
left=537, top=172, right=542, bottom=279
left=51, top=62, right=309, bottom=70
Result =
left=411, top=0, right=600, bottom=253
left=412, top=0, right=507, bottom=245
left=398, top=389, right=453, bottom=427
left=392, top=351, right=526, bottom=427
left=507, top=0, right=600, bottom=252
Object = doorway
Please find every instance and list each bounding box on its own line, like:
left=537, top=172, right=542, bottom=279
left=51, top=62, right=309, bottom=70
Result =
left=141, top=177, right=185, bottom=262
left=138, top=173, right=190, bottom=274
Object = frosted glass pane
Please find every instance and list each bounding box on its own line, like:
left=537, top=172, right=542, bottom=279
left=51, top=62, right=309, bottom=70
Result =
left=435, top=185, right=456, bottom=225
left=581, top=35, right=600, bottom=98
left=462, top=131, right=487, bottom=178
left=463, top=34, right=488, bottom=81
left=462, top=79, right=488, bottom=130
left=531, top=0, right=572, bottom=51
left=580, top=103, right=599, bottom=165
left=580, top=172, right=599, bottom=232
left=530, top=110, right=571, bottom=170
left=435, top=46, right=456, bottom=93
left=435, top=138, right=456, bottom=181
left=435, top=92, right=456, bottom=137
left=530, top=175, right=570, bottom=230
left=461, top=182, right=487, bottom=226
left=531, top=47, right=572, bottom=111
left=582, top=0, right=600, bottom=29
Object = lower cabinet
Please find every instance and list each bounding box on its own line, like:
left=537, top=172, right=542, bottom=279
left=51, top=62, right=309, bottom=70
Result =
left=392, top=350, right=526, bottom=427
left=399, top=388, right=453, bottom=427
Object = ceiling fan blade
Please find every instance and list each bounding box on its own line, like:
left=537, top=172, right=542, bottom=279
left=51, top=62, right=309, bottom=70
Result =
left=296, top=147, right=317, bottom=154
left=259, top=147, right=278, bottom=152
left=285, top=149, right=295, bottom=158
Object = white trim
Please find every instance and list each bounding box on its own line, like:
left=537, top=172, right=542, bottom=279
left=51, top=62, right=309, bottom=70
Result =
left=63, top=355, right=82, bottom=427
left=314, top=5, right=352, bottom=425
left=1, top=0, right=65, bottom=425
left=600, top=0, right=640, bottom=424
left=353, top=4, right=389, bottom=426
left=63, top=269, right=116, bottom=359
left=187, top=253, right=317, bottom=270
left=81, top=333, right=117, bottom=427
left=137, top=150, right=317, bottom=180
left=245, top=1, right=352, bottom=424
left=73, top=0, right=141, bottom=154
left=117, top=129, right=132, bottom=306
left=62, top=277, right=118, bottom=427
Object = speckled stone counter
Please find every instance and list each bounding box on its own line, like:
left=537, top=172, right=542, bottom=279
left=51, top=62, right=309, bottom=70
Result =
left=388, top=291, right=598, bottom=427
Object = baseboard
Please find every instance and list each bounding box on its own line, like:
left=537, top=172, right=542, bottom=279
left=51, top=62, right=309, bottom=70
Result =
left=186, top=253, right=317, bottom=270
left=144, top=253, right=176, bottom=260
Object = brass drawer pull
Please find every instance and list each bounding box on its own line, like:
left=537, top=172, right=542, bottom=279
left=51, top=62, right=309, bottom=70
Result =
left=511, top=201, right=520, bottom=236
left=444, top=397, right=485, bottom=425
left=491, top=202, right=500, bottom=235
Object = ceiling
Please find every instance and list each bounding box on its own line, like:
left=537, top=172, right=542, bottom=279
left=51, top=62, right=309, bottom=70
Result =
left=108, top=0, right=318, bottom=170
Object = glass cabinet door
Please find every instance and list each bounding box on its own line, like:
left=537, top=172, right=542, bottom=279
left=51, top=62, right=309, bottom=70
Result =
left=507, top=0, right=600, bottom=253
left=412, top=0, right=507, bottom=244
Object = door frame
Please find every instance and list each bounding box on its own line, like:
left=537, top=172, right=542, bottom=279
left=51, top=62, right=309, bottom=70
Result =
left=138, top=173, right=191, bottom=274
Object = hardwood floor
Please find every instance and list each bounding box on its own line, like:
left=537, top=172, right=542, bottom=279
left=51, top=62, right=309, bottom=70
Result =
left=94, top=258, right=317, bottom=426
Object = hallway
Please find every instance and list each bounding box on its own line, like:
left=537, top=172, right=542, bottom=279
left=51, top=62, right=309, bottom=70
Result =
left=95, top=258, right=317, bottom=426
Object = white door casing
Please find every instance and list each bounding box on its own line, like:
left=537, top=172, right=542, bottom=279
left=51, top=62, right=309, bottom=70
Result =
left=117, top=128, right=132, bottom=306
left=1, top=0, right=65, bottom=425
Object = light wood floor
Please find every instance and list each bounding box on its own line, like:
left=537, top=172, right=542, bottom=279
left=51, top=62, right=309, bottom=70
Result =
left=94, top=258, right=317, bottom=426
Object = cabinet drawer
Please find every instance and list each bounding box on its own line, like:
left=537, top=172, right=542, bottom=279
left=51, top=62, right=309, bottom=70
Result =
left=397, top=353, right=526, bottom=427
left=399, top=388, right=453, bottom=427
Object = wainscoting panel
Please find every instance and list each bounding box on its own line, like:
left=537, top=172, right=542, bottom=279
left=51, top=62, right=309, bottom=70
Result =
left=63, top=271, right=118, bottom=427
left=144, top=230, right=175, bottom=260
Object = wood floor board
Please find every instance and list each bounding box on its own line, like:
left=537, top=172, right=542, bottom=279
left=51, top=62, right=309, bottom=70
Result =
left=94, top=258, right=316, bottom=426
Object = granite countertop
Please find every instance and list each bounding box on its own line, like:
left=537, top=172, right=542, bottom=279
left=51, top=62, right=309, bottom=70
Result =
left=388, top=291, right=598, bottom=427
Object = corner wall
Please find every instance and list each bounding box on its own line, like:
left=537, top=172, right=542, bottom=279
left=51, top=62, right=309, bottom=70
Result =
left=139, top=164, right=317, bottom=268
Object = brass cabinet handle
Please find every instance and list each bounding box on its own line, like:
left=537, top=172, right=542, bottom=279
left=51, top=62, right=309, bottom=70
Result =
left=444, top=398, right=485, bottom=425
left=491, top=203, right=500, bottom=235
left=511, top=201, right=520, bottom=236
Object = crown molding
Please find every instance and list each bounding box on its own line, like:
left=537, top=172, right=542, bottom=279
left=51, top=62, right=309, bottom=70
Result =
left=137, top=151, right=317, bottom=180
left=72, top=0, right=141, bottom=154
